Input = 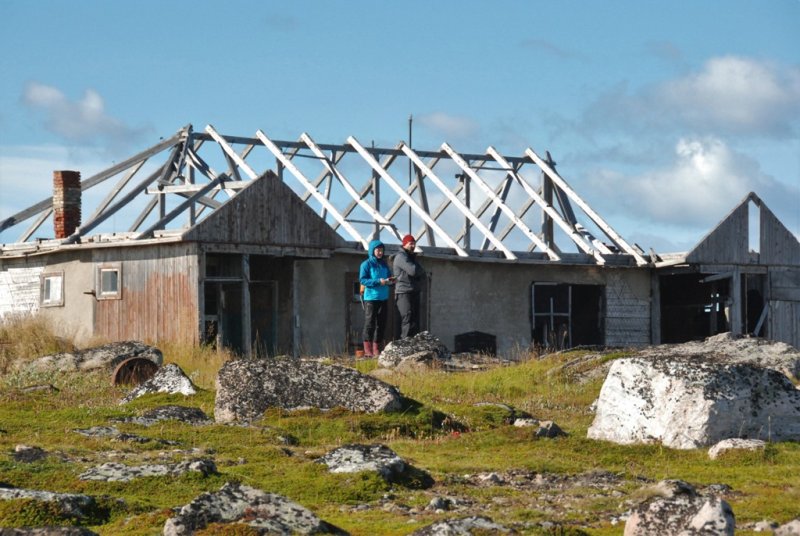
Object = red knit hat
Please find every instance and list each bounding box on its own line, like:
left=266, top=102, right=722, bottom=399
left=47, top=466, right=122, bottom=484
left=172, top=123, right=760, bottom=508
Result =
left=401, top=234, right=415, bottom=247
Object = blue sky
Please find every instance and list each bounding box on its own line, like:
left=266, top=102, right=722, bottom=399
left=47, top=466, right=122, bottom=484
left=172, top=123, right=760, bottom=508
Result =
left=1, top=0, right=798, bottom=251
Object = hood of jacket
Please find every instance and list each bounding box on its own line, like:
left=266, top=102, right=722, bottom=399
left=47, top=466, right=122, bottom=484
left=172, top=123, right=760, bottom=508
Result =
left=368, top=239, right=385, bottom=260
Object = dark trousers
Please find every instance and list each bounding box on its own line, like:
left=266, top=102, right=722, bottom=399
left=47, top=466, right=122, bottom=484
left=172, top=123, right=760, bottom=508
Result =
left=396, top=292, right=420, bottom=339
left=362, top=300, right=388, bottom=342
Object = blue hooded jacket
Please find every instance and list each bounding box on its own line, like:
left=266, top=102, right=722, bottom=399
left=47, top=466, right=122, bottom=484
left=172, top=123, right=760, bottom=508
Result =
left=359, top=239, right=392, bottom=301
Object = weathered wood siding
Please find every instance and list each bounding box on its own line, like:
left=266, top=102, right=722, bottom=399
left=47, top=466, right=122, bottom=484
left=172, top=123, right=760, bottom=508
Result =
left=686, top=203, right=749, bottom=264
left=93, top=243, right=199, bottom=345
left=183, top=171, right=346, bottom=251
left=769, top=300, right=800, bottom=349
left=0, top=259, right=45, bottom=316
left=761, top=205, right=800, bottom=265
left=604, top=270, right=651, bottom=346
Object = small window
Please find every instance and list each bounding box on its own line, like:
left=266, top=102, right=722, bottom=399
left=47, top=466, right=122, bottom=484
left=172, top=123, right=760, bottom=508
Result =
left=40, top=272, right=64, bottom=307
left=96, top=264, right=122, bottom=300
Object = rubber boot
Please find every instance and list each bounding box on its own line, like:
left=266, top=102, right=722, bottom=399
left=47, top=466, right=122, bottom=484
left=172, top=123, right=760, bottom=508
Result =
left=362, top=341, right=373, bottom=357
left=375, top=341, right=384, bottom=356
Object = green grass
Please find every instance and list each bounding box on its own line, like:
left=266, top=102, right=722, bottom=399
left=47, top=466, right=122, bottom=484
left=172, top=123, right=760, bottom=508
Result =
left=0, top=322, right=798, bottom=535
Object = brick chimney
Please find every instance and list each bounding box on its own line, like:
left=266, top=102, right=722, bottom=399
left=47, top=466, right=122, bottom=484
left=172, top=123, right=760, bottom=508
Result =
left=53, top=170, right=81, bottom=239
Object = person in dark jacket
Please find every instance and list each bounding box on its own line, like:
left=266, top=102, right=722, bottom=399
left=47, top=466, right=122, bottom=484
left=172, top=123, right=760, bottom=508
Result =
left=393, top=234, right=425, bottom=338
left=359, top=239, right=394, bottom=357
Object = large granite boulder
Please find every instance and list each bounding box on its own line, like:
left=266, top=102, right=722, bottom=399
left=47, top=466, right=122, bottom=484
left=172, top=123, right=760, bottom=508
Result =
left=215, top=358, right=403, bottom=423
left=163, top=482, right=347, bottom=535
left=588, top=355, right=800, bottom=449
left=624, top=480, right=735, bottom=536
left=638, top=332, right=800, bottom=380
left=377, top=331, right=451, bottom=369
left=18, top=341, right=162, bottom=373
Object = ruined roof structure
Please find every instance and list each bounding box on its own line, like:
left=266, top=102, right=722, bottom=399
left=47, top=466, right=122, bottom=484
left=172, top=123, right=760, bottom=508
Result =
left=0, top=124, right=649, bottom=266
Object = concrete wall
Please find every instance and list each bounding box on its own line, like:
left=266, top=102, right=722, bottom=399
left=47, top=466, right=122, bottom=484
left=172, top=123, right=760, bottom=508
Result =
left=295, top=251, right=653, bottom=357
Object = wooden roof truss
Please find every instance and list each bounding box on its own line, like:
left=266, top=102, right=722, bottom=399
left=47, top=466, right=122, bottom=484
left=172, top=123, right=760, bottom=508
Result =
left=0, top=124, right=647, bottom=265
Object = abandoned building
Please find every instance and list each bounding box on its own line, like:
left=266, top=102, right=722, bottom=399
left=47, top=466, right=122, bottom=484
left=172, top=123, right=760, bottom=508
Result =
left=1, top=124, right=798, bottom=356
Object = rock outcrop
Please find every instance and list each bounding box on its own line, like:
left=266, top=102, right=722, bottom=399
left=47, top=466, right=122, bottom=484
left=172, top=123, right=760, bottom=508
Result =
left=377, top=331, right=451, bottom=369
left=79, top=460, right=217, bottom=482
left=411, top=516, right=513, bottom=535
left=624, top=480, right=734, bottom=536
left=588, top=355, right=800, bottom=448
left=18, top=341, right=162, bottom=373
left=112, top=405, right=212, bottom=426
left=214, top=358, right=403, bottom=423
left=120, top=364, right=197, bottom=403
left=316, top=444, right=407, bottom=481
left=163, top=482, right=348, bottom=535
left=0, top=488, right=98, bottom=522
left=708, top=438, right=767, bottom=460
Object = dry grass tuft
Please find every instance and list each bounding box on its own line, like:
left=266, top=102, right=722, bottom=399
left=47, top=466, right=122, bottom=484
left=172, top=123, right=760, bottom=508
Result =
left=0, top=314, right=75, bottom=374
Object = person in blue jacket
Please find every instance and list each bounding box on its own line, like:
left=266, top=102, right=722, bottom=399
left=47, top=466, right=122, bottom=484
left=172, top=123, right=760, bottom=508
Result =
left=359, top=239, right=395, bottom=357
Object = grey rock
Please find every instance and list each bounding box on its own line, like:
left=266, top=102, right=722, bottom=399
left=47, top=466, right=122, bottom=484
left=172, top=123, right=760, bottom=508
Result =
left=534, top=420, right=567, bottom=438
left=72, top=425, right=177, bottom=445
left=79, top=459, right=217, bottom=482
left=775, top=519, right=800, bottom=535
left=624, top=480, right=735, bottom=536
left=0, top=529, right=99, bottom=535
left=0, top=488, right=97, bottom=521
left=163, top=481, right=348, bottom=535
left=378, top=331, right=451, bottom=369
left=638, top=333, right=800, bottom=381
left=19, top=341, right=162, bottom=373
left=316, top=444, right=406, bottom=481
left=120, top=364, right=197, bottom=404
left=13, top=444, right=47, bottom=463
left=708, top=438, right=766, bottom=460
left=113, top=405, right=212, bottom=426
left=411, top=515, right=513, bottom=535
left=214, top=358, right=402, bottom=423
left=588, top=356, right=800, bottom=448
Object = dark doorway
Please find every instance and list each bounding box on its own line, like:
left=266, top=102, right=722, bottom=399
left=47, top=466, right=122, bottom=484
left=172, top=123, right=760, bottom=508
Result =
left=530, top=282, right=604, bottom=350
left=659, top=273, right=731, bottom=343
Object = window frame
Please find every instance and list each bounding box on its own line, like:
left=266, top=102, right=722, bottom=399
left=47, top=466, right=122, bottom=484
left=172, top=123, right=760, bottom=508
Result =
left=40, top=271, right=65, bottom=307
left=96, top=263, right=122, bottom=300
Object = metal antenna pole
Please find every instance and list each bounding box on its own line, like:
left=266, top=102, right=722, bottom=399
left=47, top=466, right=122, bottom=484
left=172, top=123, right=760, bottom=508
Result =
left=408, top=114, right=413, bottom=234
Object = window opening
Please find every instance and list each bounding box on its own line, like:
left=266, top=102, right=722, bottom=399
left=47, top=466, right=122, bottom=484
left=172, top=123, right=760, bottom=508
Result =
left=96, top=264, right=122, bottom=300
left=40, top=272, right=64, bottom=306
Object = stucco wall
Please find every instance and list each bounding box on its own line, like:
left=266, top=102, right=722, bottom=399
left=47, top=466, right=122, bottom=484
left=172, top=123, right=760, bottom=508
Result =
left=295, top=251, right=653, bottom=357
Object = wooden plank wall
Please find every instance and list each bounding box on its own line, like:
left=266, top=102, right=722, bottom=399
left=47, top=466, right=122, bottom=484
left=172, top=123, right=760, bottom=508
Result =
left=686, top=203, right=749, bottom=264
left=604, top=271, right=651, bottom=346
left=94, top=243, right=199, bottom=345
left=761, top=206, right=800, bottom=265
left=184, top=171, right=345, bottom=251
left=769, top=300, right=800, bottom=349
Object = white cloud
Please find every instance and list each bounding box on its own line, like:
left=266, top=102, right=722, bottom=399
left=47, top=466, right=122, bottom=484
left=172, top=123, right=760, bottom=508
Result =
left=417, top=112, right=479, bottom=141
left=581, top=56, right=800, bottom=139
left=21, top=82, right=147, bottom=145
left=655, top=56, right=800, bottom=136
left=587, top=137, right=797, bottom=229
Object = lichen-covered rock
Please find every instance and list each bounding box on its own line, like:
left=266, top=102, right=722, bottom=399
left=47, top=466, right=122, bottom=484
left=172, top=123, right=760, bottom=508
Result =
left=775, top=519, right=800, bottom=535
left=79, top=460, right=217, bottom=482
left=624, top=480, right=734, bottom=536
left=316, top=444, right=406, bottom=480
left=163, top=482, right=348, bottom=535
left=214, top=358, right=402, bottom=423
left=12, top=445, right=48, bottom=463
left=708, top=438, right=766, bottom=460
left=411, top=515, right=513, bottom=535
left=378, top=331, right=451, bottom=369
left=19, top=341, right=162, bottom=373
left=113, top=405, right=212, bottom=426
left=0, top=528, right=99, bottom=535
left=588, top=356, right=800, bottom=448
left=0, top=488, right=97, bottom=521
left=638, top=333, right=800, bottom=381
left=120, top=364, right=197, bottom=404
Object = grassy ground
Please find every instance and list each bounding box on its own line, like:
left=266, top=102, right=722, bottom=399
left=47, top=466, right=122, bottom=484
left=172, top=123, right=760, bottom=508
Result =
left=0, top=317, right=798, bottom=534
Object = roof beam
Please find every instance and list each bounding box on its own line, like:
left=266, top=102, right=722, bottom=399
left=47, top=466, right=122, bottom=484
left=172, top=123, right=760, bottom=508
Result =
left=348, top=136, right=468, bottom=257
left=525, top=148, right=648, bottom=265
left=488, top=147, right=605, bottom=264
left=443, top=143, right=559, bottom=261
left=403, top=144, right=516, bottom=260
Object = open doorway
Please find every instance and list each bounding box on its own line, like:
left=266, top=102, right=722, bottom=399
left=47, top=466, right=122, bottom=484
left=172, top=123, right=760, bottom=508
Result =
left=530, top=282, right=604, bottom=350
